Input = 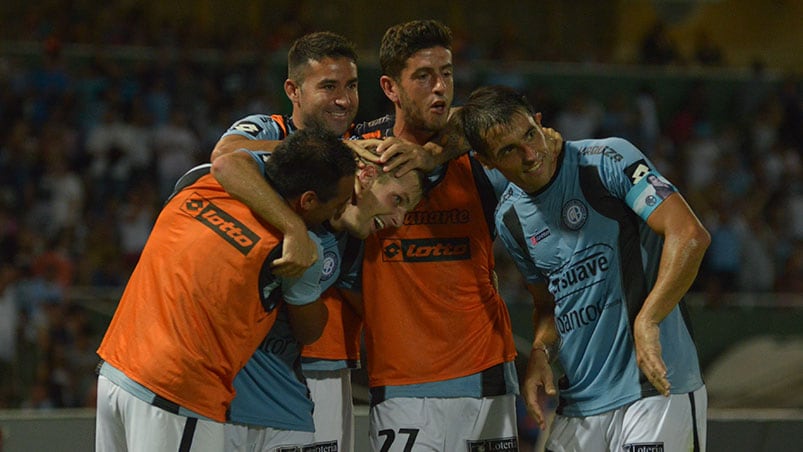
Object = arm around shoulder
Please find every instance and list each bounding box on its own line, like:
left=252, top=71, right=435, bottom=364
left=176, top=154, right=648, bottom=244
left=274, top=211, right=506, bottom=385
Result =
left=288, top=301, right=328, bottom=345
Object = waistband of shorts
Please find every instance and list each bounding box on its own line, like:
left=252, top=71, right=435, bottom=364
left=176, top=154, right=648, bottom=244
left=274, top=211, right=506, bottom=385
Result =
left=98, top=360, right=220, bottom=421
left=369, top=362, right=512, bottom=407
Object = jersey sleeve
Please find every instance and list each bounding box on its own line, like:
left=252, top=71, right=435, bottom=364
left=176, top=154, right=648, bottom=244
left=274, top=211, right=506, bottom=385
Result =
left=481, top=165, right=512, bottom=200
left=497, top=201, right=544, bottom=285
left=280, top=232, right=325, bottom=306
left=335, top=244, right=364, bottom=291
left=221, top=114, right=285, bottom=141
left=592, top=137, right=678, bottom=222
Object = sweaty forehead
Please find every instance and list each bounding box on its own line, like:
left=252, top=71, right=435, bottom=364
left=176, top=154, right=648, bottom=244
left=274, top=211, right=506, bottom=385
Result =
left=301, top=57, right=357, bottom=80
left=404, top=47, right=452, bottom=69
left=484, top=112, right=533, bottom=147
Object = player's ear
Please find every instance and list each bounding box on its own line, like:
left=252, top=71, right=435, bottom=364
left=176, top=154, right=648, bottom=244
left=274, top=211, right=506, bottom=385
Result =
left=357, top=164, right=379, bottom=189
left=534, top=111, right=543, bottom=126
left=285, top=79, right=299, bottom=103
left=380, top=75, right=399, bottom=103
left=298, top=190, right=319, bottom=211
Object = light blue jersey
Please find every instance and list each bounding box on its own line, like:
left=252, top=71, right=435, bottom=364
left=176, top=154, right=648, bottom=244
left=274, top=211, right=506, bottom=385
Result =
left=496, top=137, right=703, bottom=417
left=224, top=142, right=361, bottom=430
left=229, top=226, right=346, bottom=430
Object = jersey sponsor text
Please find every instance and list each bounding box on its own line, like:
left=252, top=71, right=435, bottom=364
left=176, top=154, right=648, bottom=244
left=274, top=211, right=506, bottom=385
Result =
left=549, top=245, right=613, bottom=301
left=381, top=237, right=471, bottom=262
left=180, top=193, right=261, bottom=255
left=403, top=208, right=470, bottom=225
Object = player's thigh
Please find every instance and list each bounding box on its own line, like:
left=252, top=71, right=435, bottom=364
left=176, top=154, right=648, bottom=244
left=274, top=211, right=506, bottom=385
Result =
left=252, top=426, right=314, bottom=452
left=306, top=369, right=353, bottom=442
left=545, top=411, right=618, bottom=452
left=449, top=395, right=519, bottom=451
left=95, top=375, right=127, bottom=452
left=622, top=385, right=708, bottom=452
left=370, top=398, right=439, bottom=451
left=124, top=399, right=223, bottom=452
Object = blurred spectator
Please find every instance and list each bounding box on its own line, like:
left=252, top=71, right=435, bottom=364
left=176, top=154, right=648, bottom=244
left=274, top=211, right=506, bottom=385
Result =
left=639, top=20, right=680, bottom=66
left=692, top=30, right=724, bottom=67
left=0, top=262, right=20, bottom=406
left=555, top=89, right=603, bottom=140
left=776, top=243, right=803, bottom=293
left=634, top=84, right=661, bottom=154
left=116, top=180, right=158, bottom=272
left=152, top=109, right=202, bottom=200
left=701, top=199, right=744, bottom=303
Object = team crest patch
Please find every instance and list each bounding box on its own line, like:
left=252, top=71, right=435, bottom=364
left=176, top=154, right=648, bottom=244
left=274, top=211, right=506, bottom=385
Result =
left=623, top=442, right=664, bottom=452
left=561, top=199, right=587, bottom=231
left=466, top=437, right=518, bottom=451
left=320, top=250, right=339, bottom=282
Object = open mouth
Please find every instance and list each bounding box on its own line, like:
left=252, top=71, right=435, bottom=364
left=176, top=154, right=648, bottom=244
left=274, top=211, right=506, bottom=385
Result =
left=430, top=100, right=446, bottom=114
left=373, top=216, right=386, bottom=230
left=328, top=110, right=350, bottom=119
left=524, top=161, right=542, bottom=173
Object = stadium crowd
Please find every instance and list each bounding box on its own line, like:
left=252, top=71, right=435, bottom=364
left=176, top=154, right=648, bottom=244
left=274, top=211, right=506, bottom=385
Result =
left=0, top=9, right=801, bottom=417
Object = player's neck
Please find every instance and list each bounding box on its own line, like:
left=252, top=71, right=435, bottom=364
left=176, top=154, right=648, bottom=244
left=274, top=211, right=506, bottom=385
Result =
left=392, top=117, right=436, bottom=146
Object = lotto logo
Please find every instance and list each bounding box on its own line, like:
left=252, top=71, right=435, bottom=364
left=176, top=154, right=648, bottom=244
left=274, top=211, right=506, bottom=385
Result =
left=381, top=237, right=470, bottom=262
left=230, top=121, right=263, bottom=137
left=181, top=192, right=261, bottom=255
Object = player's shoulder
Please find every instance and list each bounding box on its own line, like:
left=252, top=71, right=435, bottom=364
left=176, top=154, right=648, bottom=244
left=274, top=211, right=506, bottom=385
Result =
left=353, top=114, right=395, bottom=138
left=569, top=137, right=642, bottom=166
left=225, top=114, right=288, bottom=139
left=495, top=184, right=525, bottom=220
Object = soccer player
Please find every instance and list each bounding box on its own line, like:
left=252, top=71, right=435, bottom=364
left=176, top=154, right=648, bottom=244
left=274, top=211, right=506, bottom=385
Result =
left=94, top=127, right=356, bottom=452
left=457, top=85, right=710, bottom=452
left=353, top=20, right=521, bottom=451
left=212, top=31, right=425, bottom=452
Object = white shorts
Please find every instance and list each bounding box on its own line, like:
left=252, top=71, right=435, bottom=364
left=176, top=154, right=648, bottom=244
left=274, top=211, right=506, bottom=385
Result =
left=546, top=385, right=707, bottom=452
left=95, top=375, right=224, bottom=452
left=369, top=394, right=518, bottom=452
left=224, top=423, right=313, bottom=452
left=305, top=369, right=353, bottom=451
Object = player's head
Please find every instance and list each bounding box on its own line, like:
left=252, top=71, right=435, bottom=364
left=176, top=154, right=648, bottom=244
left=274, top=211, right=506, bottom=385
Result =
left=265, top=127, right=356, bottom=226
left=379, top=20, right=454, bottom=137
left=286, top=31, right=359, bottom=136
left=457, top=85, right=558, bottom=192
left=332, top=157, right=427, bottom=239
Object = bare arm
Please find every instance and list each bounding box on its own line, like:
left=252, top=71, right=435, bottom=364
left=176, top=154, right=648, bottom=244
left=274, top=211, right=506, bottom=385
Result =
left=523, top=282, right=559, bottom=430
left=635, top=193, right=711, bottom=396
left=338, top=288, right=363, bottom=318
left=287, top=301, right=328, bottom=345
left=210, top=135, right=317, bottom=278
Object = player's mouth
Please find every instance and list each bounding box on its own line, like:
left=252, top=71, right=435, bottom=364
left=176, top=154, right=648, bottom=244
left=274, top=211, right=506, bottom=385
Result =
left=328, top=110, right=350, bottom=119
left=523, top=159, right=543, bottom=174
left=373, top=216, right=386, bottom=231
left=430, top=100, right=447, bottom=115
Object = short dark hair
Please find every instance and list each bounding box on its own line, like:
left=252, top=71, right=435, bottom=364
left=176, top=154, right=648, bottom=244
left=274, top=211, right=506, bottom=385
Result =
left=288, top=31, right=358, bottom=82
left=457, top=85, right=535, bottom=159
left=265, top=127, right=356, bottom=202
left=379, top=19, right=452, bottom=79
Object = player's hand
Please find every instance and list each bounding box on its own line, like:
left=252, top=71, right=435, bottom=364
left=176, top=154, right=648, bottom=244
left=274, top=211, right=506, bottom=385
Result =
left=542, top=126, right=563, bottom=154
left=347, top=140, right=384, bottom=168
left=634, top=316, right=670, bottom=396
left=535, top=112, right=563, bottom=155
left=522, top=346, right=557, bottom=431
left=270, top=228, right=318, bottom=279
left=375, top=138, right=439, bottom=176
